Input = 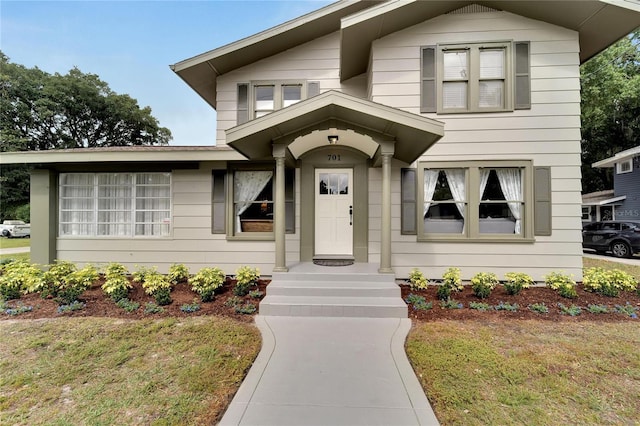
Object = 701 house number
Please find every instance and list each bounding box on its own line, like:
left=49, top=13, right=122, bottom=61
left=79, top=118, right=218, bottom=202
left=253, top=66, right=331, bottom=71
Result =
left=327, top=154, right=341, bottom=161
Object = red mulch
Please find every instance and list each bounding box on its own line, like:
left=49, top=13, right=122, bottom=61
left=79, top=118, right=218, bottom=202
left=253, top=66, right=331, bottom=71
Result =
left=401, top=283, right=640, bottom=322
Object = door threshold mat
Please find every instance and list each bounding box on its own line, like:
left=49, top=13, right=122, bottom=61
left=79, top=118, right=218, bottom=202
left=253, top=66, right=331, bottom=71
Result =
left=312, top=258, right=355, bottom=266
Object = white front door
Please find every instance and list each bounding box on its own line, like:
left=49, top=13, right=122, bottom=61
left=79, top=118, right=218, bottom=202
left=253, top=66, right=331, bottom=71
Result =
left=315, top=169, right=353, bottom=256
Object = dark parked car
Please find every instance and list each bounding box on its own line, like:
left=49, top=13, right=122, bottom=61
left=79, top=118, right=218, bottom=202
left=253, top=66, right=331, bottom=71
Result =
left=582, top=220, right=640, bottom=258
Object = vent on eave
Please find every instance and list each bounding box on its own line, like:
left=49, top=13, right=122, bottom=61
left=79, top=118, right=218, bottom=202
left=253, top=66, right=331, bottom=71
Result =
left=447, top=4, right=501, bottom=14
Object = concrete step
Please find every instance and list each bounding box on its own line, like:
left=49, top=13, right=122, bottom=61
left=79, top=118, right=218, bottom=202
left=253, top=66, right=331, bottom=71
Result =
left=272, top=271, right=395, bottom=284
left=259, top=295, right=408, bottom=318
left=266, top=283, right=400, bottom=298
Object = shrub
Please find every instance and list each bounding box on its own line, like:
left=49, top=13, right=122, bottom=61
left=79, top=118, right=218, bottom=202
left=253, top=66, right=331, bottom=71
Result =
left=405, top=293, right=433, bottom=311
left=438, top=267, right=463, bottom=300
left=116, top=298, right=140, bottom=313
left=168, top=263, right=190, bottom=285
left=57, top=301, right=86, bottom=313
left=41, top=260, right=77, bottom=299
left=143, top=302, right=164, bottom=314
left=249, top=290, right=264, bottom=299
left=545, top=271, right=577, bottom=299
left=55, top=264, right=99, bottom=305
left=236, top=266, right=260, bottom=286
left=141, top=271, right=172, bottom=306
left=494, top=301, right=519, bottom=312
left=408, top=269, right=428, bottom=291
left=0, top=260, right=44, bottom=299
left=469, top=301, right=491, bottom=311
left=180, top=301, right=201, bottom=313
left=102, top=263, right=132, bottom=302
left=235, top=302, right=257, bottom=314
left=528, top=303, right=549, bottom=314
left=582, top=267, right=638, bottom=297
left=440, top=299, right=463, bottom=309
left=558, top=303, right=581, bottom=316
left=190, top=267, right=225, bottom=302
left=225, top=296, right=242, bottom=308
left=470, top=272, right=499, bottom=299
left=132, top=265, right=157, bottom=284
left=614, top=302, right=638, bottom=318
left=504, top=272, right=534, bottom=295
left=586, top=304, right=609, bottom=314
left=4, top=304, right=33, bottom=316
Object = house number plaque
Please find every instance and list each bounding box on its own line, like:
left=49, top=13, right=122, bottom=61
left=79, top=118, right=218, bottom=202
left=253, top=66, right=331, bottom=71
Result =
left=327, top=154, right=341, bottom=161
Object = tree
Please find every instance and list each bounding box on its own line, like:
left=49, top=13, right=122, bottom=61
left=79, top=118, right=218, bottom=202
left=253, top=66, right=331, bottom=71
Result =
left=0, top=53, right=172, bottom=220
left=580, top=31, right=640, bottom=193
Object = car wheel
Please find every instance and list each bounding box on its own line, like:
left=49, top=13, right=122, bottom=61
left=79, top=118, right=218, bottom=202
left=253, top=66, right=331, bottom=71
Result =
left=1, top=229, right=10, bottom=237
left=610, top=241, right=632, bottom=258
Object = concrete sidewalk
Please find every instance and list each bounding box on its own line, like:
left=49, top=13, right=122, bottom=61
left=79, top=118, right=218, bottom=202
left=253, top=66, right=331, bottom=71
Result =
left=0, top=246, right=30, bottom=255
left=219, top=316, right=439, bottom=426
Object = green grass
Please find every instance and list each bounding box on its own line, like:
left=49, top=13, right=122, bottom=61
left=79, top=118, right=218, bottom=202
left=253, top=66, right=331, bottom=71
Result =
left=0, top=237, right=30, bottom=249
left=583, top=256, right=640, bottom=281
left=0, top=317, right=261, bottom=425
left=407, top=321, right=640, bottom=425
left=0, top=252, right=30, bottom=263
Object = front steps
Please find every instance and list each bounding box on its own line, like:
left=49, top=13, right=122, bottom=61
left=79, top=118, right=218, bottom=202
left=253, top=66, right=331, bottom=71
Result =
left=259, top=264, right=407, bottom=318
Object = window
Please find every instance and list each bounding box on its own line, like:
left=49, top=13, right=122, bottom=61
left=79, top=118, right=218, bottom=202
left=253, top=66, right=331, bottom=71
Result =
left=582, top=206, right=592, bottom=221
left=237, top=81, right=320, bottom=124
left=617, top=159, right=632, bottom=174
left=414, top=161, right=534, bottom=240
left=59, top=173, right=171, bottom=237
left=421, top=41, right=530, bottom=113
left=222, top=167, right=295, bottom=238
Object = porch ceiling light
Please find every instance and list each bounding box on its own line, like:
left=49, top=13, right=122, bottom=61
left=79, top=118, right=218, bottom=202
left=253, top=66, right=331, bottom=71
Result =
left=327, top=135, right=339, bottom=144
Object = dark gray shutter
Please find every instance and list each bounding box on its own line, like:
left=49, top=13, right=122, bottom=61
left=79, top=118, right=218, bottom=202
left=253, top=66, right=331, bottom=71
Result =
left=285, top=168, right=295, bottom=234
left=421, top=46, right=436, bottom=113
left=534, top=166, right=551, bottom=236
left=307, top=81, right=320, bottom=98
left=514, top=42, right=530, bottom=110
left=237, top=83, right=249, bottom=124
left=401, top=168, right=417, bottom=235
left=212, top=170, right=226, bottom=233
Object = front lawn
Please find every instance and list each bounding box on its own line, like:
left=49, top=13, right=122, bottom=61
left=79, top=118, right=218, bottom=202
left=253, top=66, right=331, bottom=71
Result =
left=0, top=317, right=260, bottom=425
left=407, top=320, right=640, bottom=425
left=0, top=237, right=30, bottom=249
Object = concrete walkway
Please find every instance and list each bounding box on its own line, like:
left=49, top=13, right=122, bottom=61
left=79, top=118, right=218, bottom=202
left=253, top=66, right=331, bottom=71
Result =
left=0, top=246, right=30, bottom=255
left=219, top=316, right=439, bottom=426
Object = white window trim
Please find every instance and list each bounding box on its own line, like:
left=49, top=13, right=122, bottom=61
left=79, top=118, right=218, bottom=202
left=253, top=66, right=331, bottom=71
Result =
left=436, top=41, right=513, bottom=113
left=249, top=80, right=309, bottom=120
left=417, top=160, right=534, bottom=242
left=617, top=159, right=633, bottom=174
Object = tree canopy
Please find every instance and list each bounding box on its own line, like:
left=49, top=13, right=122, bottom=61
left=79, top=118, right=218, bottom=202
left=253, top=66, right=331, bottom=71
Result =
left=580, top=31, right=640, bottom=193
left=0, top=53, right=172, bottom=220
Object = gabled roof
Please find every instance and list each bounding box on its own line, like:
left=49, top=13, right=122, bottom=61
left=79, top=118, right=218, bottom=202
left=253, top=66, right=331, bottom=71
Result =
left=226, top=90, right=444, bottom=164
left=592, top=145, right=640, bottom=168
left=171, top=0, right=640, bottom=108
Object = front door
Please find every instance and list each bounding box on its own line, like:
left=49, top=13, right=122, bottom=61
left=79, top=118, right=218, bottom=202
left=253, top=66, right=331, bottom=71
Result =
left=315, top=169, right=353, bottom=256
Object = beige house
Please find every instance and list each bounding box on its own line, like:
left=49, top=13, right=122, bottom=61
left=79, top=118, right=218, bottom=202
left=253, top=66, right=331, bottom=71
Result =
left=4, top=0, right=639, bottom=281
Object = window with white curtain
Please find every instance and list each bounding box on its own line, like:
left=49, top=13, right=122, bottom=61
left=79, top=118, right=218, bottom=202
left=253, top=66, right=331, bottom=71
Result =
left=59, top=173, right=171, bottom=237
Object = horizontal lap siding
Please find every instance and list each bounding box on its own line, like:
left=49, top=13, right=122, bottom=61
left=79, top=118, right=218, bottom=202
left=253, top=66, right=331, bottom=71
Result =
left=57, top=168, right=301, bottom=274
left=369, top=11, right=582, bottom=280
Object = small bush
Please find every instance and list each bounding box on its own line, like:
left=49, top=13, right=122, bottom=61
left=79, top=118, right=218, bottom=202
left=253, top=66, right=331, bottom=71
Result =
left=141, top=272, right=172, bottom=306
left=469, top=301, right=491, bottom=311
left=528, top=303, right=549, bottom=314
left=190, top=267, right=225, bottom=302
left=225, top=296, right=243, bottom=308
left=583, top=267, right=638, bottom=297
left=586, top=304, right=609, bottom=314
left=4, top=303, right=33, bottom=316
left=41, top=260, right=77, bottom=300
left=116, top=298, right=140, bottom=313
left=235, top=302, right=257, bottom=314
left=102, top=263, right=132, bottom=302
left=494, top=301, right=519, bottom=312
left=168, top=264, right=190, bottom=285
left=55, top=264, right=99, bottom=305
left=143, top=302, right=164, bottom=314
left=438, top=267, right=463, bottom=300
left=180, top=301, right=201, bottom=313
left=470, top=272, right=499, bottom=299
left=405, top=293, right=433, bottom=311
left=408, top=269, right=428, bottom=291
left=132, top=265, right=157, bottom=284
left=504, top=272, right=534, bottom=295
left=235, top=266, right=260, bottom=286
left=614, top=302, right=638, bottom=318
left=545, top=271, right=577, bottom=299
left=57, top=301, right=86, bottom=313
left=248, top=290, right=264, bottom=299
left=558, top=303, right=581, bottom=316
left=0, top=260, right=45, bottom=297
left=440, top=299, right=463, bottom=309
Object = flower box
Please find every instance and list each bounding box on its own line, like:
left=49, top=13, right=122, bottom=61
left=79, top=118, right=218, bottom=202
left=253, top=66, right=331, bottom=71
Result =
left=240, top=219, right=273, bottom=232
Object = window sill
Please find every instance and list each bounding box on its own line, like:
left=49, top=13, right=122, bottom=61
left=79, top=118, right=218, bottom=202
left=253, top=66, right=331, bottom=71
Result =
left=417, top=235, right=535, bottom=243
left=226, top=234, right=275, bottom=242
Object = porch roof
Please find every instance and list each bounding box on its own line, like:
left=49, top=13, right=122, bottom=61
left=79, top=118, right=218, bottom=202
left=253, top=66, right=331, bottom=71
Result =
left=582, top=190, right=627, bottom=206
left=225, top=91, right=445, bottom=164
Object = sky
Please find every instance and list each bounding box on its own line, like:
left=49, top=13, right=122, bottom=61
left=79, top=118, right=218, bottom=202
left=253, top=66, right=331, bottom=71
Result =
left=0, top=0, right=333, bottom=146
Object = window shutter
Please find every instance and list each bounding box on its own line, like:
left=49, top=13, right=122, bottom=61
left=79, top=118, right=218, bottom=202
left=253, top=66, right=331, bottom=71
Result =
left=401, top=168, right=417, bottom=235
left=307, top=81, right=320, bottom=98
left=285, top=168, right=295, bottom=234
left=421, top=46, right=436, bottom=113
left=212, top=170, right=226, bottom=233
left=534, top=166, right=551, bottom=236
left=514, top=42, right=530, bottom=110
left=237, top=83, right=249, bottom=124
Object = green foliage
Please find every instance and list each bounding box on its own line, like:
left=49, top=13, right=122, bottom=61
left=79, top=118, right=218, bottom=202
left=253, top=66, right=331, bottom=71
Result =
left=0, top=259, right=44, bottom=298
left=408, top=268, right=428, bottom=290
left=614, top=302, right=638, bottom=318
left=102, top=262, right=132, bottom=302
left=558, top=303, right=582, bottom=316
left=248, top=290, right=264, bottom=299
left=57, top=301, right=86, bottom=313
left=439, top=299, right=463, bottom=309
left=583, top=267, right=638, bottom=297
left=168, top=263, right=190, bottom=284
left=235, top=266, right=260, bottom=286
left=494, top=301, right=519, bottom=312
left=190, top=267, right=225, bottom=302
left=545, top=271, right=577, bottom=299
left=528, top=303, right=549, bottom=314
left=140, top=271, right=172, bottom=306
left=56, top=264, right=99, bottom=305
left=132, top=265, right=157, bottom=283
left=504, top=272, right=534, bottom=295
left=224, top=296, right=243, bottom=308
left=180, top=301, right=201, bottom=313
left=586, top=304, right=609, bottom=314
left=3, top=303, right=33, bottom=316
left=437, top=267, right=463, bottom=300
left=235, top=302, right=257, bottom=315
left=469, top=301, right=492, bottom=311
left=143, top=302, right=164, bottom=314
left=405, top=293, right=433, bottom=311
left=41, top=260, right=77, bottom=299
left=116, top=298, right=140, bottom=313
left=470, top=272, right=499, bottom=299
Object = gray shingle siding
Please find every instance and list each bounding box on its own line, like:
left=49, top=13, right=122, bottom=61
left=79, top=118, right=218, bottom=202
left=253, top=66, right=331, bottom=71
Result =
left=614, top=156, right=640, bottom=221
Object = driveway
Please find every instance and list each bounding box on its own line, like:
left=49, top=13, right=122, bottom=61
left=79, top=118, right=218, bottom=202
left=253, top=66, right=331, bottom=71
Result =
left=583, top=250, right=640, bottom=265
left=0, top=247, right=30, bottom=255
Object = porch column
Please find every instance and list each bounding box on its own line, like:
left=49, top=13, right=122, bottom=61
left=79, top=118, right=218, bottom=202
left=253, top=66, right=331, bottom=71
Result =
left=379, top=142, right=395, bottom=274
left=30, top=169, right=57, bottom=265
left=272, top=144, right=288, bottom=272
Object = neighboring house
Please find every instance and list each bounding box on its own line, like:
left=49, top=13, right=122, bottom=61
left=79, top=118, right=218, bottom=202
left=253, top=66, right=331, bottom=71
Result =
left=582, top=146, right=640, bottom=223
left=2, top=0, right=639, bottom=281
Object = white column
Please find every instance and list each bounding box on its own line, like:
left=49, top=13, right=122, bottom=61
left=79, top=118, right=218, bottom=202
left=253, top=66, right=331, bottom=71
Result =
left=379, top=142, right=395, bottom=274
left=273, top=144, right=288, bottom=272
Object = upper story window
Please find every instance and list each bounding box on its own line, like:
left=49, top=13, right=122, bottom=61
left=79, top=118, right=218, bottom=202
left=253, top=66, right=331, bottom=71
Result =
left=421, top=41, right=530, bottom=114
left=237, top=81, right=319, bottom=124
left=617, top=159, right=633, bottom=174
